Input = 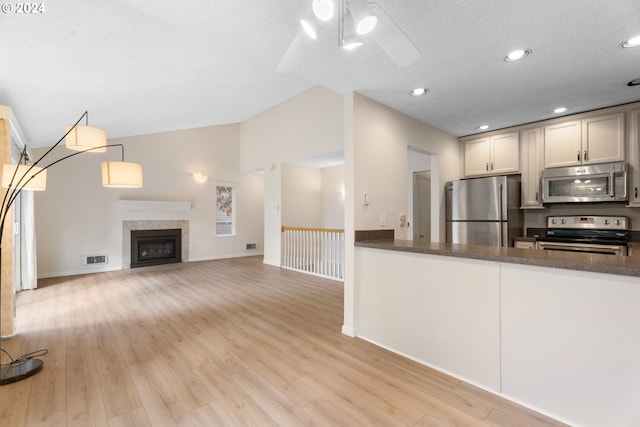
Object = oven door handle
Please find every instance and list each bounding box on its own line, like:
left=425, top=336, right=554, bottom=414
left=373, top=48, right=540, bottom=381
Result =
left=537, top=241, right=625, bottom=255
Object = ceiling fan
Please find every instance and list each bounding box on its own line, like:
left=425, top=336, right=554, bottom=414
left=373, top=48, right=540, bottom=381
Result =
left=276, top=0, right=421, bottom=72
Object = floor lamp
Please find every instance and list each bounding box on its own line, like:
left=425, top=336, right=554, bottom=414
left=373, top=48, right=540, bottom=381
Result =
left=0, top=111, right=143, bottom=385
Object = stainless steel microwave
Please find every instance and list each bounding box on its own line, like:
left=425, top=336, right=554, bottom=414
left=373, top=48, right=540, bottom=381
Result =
left=542, top=162, right=628, bottom=203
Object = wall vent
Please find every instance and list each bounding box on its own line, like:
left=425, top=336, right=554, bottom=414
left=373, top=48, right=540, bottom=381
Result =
left=245, top=243, right=258, bottom=250
left=82, top=255, right=108, bottom=266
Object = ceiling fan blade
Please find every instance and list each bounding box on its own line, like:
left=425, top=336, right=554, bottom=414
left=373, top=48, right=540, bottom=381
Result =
left=276, top=30, right=314, bottom=73
left=370, top=3, right=421, bottom=67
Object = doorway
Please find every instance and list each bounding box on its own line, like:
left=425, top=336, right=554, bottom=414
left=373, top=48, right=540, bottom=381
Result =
left=413, top=171, right=431, bottom=242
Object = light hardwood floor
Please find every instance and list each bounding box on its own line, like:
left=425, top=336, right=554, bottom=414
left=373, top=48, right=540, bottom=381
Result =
left=0, top=256, right=568, bottom=427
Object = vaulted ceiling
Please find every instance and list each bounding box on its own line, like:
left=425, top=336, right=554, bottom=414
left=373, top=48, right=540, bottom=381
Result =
left=1, top=0, right=639, bottom=148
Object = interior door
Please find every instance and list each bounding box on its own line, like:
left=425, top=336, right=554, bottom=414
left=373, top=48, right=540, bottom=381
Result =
left=413, top=171, right=431, bottom=242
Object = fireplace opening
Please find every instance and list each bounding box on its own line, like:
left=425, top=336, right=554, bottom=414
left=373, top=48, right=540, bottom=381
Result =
left=131, top=229, right=182, bottom=268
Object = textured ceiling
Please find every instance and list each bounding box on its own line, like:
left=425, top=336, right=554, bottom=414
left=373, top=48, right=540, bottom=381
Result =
left=1, top=0, right=639, bottom=149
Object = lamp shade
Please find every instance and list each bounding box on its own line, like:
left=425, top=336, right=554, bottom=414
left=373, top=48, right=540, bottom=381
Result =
left=66, top=125, right=107, bottom=152
left=1, top=164, right=47, bottom=191
left=102, top=161, right=143, bottom=188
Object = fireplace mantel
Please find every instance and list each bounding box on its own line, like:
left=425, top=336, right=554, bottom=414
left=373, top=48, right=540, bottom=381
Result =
left=119, top=200, right=191, bottom=212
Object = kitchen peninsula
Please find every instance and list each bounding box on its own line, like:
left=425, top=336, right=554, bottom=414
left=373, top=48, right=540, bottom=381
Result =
left=354, top=238, right=640, bottom=427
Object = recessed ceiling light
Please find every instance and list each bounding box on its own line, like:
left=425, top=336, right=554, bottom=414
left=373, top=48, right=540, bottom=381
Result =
left=554, top=106, right=568, bottom=114
left=627, top=78, right=640, bottom=87
left=621, top=35, right=640, bottom=48
left=410, top=87, right=428, bottom=97
left=477, top=125, right=489, bottom=130
left=504, top=49, right=531, bottom=62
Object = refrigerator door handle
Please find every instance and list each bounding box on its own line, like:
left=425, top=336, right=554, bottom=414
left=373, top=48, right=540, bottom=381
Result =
left=498, top=183, right=504, bottom=246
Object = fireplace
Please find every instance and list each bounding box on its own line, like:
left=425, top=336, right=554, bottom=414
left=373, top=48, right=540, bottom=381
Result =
left=131, top=229, right=182, bottom=268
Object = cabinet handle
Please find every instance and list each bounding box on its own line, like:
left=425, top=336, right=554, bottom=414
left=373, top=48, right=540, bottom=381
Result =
left=635, top=187, right=638, bottom=198
left=490, top=162, right=494, bottom=171
left=486, top=162, right=489, bottom=171
left=535, top=191, right=539, bottom=201
left=584, top=150, right=588, bottom=161
left=577, top=151, right=580, bottom=161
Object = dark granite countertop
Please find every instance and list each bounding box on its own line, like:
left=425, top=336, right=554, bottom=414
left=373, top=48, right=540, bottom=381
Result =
left=355, top=239, right=640, bottom=278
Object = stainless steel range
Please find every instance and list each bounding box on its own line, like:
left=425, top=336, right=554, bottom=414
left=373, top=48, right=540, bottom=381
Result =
left=537, top=215, right=630, bottom=256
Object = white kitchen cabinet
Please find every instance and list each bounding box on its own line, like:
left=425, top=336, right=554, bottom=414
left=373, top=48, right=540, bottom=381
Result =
left=519, top=127, right=544, bottom=208
left=544, top=113, right=625, bottom=168
left=627, top=109, right=640, bottom=206
left=464, top=132, right=519, bottom=177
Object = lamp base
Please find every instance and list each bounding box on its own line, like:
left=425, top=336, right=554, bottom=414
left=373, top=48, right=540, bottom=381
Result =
left=0, top=358, right=43, bottom=385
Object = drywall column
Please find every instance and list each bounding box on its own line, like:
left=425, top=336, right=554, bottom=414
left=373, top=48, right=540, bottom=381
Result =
left=0, top=114, right=15, bottom=337
left=262, top=163, right=282, bottom=267
left=342, top=92, right=356, bottom=336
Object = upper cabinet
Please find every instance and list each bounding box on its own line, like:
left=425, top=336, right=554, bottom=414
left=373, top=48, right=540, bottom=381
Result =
left=627, top=109, right=640, bottom=207
left=544, top=112, right=625, bottom=168
left=520, top=127, right=544, bottom=208
left=464, top=132, right=519, bottom=177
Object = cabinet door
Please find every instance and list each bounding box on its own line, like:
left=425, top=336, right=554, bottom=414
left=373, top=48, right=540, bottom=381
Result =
left=464, top=137, right=491, bottom=176
left=544, top=120, right=582, bottom=168
left=520, top=128, right=543, bottom=208
left=582, top=112, right=625, bottom=164
left=628, top=109, right=640, bottom=206
left=491, top=132, right=519, bottom=174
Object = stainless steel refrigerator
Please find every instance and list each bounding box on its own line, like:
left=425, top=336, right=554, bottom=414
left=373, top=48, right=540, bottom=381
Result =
left=446, top=175, right=523, bottom=247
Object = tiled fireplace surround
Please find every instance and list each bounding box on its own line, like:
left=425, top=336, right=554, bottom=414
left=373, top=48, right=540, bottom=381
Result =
left=122, top=220, right=189, bottom=268
left=120, top=201, right=191, bottom=269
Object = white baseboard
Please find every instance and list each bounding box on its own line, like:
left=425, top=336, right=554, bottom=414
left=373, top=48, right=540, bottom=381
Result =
left=38, top=252, right=264, bottom=279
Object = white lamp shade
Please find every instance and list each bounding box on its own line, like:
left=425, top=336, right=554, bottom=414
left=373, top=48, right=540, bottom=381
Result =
left=66, top=125, right=107, bottom=152
left=1, top=164, right=47, bottom=191
left=102, top=161, right=143, bottom=188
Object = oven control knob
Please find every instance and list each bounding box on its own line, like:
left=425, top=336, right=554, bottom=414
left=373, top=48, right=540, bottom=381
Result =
left=615, top=219, right=621, bottom=226
left=551, top=219, right=557, bottom=225
left=561, top=219, right=566, bottom=224
left=604, top=219, right=610, bottom=225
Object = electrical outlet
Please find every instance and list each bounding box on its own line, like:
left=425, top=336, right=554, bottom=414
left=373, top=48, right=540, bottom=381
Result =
left=399, top=214, right=407, bottom=226
left=379, top=213, right=386, bottom=226
left=363, top=192, right=370, bottom=206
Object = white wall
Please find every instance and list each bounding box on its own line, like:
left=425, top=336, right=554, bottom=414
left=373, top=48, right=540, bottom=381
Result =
left=282, top=164, right=322, bottom=228
left=239, top=86, right=345, bottom=266
left=321, top=164, right=345, bottom=229
left=351, top=93, right=460, bottom=241
left=239, top=86, right=344, bottom=172
left=34, top=123, right=264, bottom=277
left=342, top=92, right=460, bottom=336
left=281, top=163, right=345, bottom=230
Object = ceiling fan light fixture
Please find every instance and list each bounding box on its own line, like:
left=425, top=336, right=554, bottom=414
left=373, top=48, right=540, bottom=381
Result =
left=312, top=0, right=334, bottom=22
left=349, top=0, right=377, bottom=35
left=504, top=49, right=531, bottom=62
left=340, top=36, right=363, bottom=50
left=356, top=14, right=377, bottom=35
left=340, top=9, right=362, bottom=50
left=621, top=35, right=640, bottom=48
left=300, top=18, right=318, bottom=39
